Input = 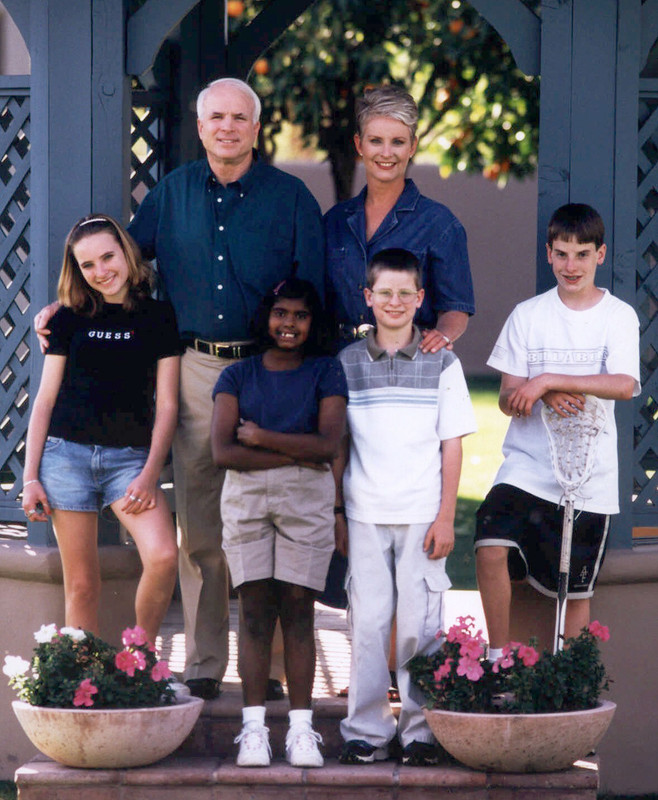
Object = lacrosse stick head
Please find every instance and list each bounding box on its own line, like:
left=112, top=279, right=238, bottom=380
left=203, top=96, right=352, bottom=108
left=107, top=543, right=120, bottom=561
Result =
left=541, top=395, right=607, bottom=496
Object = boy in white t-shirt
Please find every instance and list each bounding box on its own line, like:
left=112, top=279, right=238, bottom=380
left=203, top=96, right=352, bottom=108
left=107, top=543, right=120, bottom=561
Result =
left=334, top=248, right=476, bottom=766
left=475, top=204, right=640, bottom=660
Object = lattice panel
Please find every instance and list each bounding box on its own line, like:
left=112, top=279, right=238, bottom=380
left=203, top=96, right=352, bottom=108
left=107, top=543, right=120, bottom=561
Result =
left=130, top=100, right=164, bottom=215
left=635, top=90, right=658, bottom=518
left=0, top=93, right=30, bottom=509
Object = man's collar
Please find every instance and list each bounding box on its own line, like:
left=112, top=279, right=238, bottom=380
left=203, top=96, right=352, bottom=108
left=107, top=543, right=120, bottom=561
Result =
left=205, top=149, right=263, bottom=191
left=366, top=325, right=421, bottom=360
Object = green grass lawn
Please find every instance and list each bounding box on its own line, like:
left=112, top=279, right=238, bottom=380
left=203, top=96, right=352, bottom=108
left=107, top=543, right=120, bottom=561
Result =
left=0, top=782, right=16, bottom=800
left=447, top=376, right=507, bottom=590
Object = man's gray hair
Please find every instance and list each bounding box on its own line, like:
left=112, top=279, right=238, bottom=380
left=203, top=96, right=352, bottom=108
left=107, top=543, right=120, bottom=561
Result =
left=355, top=85, right=418, bottom=140
left=196, top=78, right=261, bottom=123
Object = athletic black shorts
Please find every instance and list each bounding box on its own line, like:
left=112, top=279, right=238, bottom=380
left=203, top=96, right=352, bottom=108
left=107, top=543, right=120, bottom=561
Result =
left=474, top=484, right=609, bottom=599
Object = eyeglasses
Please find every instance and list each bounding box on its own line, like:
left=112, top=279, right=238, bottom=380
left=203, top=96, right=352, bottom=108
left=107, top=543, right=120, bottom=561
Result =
left=369, top=289, right=419, bottom=304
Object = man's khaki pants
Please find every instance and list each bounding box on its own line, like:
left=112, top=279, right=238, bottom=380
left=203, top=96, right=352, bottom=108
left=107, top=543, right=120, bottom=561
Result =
left=174, top=347, right=232, bottom=683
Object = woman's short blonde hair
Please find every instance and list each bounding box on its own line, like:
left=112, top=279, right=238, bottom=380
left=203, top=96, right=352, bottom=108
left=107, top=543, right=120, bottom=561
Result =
left=355, top=85, right=419, bottom=139
left=58, top=214, right=153, bottom=315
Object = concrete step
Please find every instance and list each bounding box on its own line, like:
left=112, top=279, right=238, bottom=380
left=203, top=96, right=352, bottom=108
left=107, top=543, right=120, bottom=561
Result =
left=13, top=684, right=601, bottom=798
left=15, top=754, right=600, bottom=799
left=179, top=685, right=348, bottom=760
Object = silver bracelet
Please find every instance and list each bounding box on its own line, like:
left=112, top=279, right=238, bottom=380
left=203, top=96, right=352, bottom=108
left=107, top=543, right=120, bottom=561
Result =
left=23, top=479, right=40, bottom=487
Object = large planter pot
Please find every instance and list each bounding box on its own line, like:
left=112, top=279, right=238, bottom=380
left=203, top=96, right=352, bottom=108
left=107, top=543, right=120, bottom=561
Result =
left=12, top=694, right=204, bottom=769
left=424, top=700, right=616, bottom=773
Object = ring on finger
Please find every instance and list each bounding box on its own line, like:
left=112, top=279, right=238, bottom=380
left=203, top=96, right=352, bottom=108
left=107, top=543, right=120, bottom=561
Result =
left=135, top=498, right=143, bottom=503
left=26, top=509, right=36, bottom=517
left=129, top=494, right=137, bottom=500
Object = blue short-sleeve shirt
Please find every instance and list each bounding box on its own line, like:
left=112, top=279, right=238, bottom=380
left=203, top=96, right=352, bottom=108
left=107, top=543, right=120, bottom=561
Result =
left=213, top=355, right=348, bottom=434
left=324, top=179, right=474, bottom=344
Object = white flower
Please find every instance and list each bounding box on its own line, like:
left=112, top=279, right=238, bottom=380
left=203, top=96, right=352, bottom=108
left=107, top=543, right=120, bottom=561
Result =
left=60, top=627, right=86, bottom=642
left=34, top=623, right=59, bottom=644
left=3, top=655, right=30, bottom=678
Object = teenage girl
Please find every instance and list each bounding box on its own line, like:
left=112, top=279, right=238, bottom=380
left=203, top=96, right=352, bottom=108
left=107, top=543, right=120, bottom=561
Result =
left=211, top=278, right=347, bottom=769
left=21, top=214, right=181, bottom=646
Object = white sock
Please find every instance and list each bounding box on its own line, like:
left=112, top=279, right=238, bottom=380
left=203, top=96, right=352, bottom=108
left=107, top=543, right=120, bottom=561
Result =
left=488, top=647, right=504, bottom=663
left=242, top=706, right=266, bottom=727
left=288, top=708, right=313, bottom=728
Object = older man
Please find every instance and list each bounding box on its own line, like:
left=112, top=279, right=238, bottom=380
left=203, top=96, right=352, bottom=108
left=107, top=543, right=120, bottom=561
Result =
left=127, top=78, right=324, bottom=698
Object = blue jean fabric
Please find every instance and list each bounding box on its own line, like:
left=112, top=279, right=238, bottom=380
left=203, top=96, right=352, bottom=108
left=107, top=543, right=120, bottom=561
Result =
left=324, top=179, right=475, bottom=347
left=39, top=437, right=148, bottom=512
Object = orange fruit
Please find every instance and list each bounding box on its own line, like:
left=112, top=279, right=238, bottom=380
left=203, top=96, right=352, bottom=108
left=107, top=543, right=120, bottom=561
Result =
left=227, top=0, right=244, bottom=17
left=448, top=18, right=465, bottom=34
left=253, top=58, right=269, bottom=75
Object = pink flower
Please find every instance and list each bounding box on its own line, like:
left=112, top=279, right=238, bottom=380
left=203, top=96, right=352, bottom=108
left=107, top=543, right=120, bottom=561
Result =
left=121, top=626, right=149, bottom=647
left=446, top=616, right=474, bottom=644
left=115, top=649, right=146, bottom=677
left=73, top=678, right=98, bottom=707
left=151, top=660, right=172, bottom=682
left=588, top=621, right=610, bottom=642
left=456, top=655, right=484, bottom=682
left=518, top=644, right=539, bottom=667
left=501, top=646, right=516, bottom=666
left=460, top=638, right=484, bottom=660
left=433, top=659, right=453, bottom=684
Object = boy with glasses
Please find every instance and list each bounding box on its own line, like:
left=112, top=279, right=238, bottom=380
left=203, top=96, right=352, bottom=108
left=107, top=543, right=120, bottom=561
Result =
left=334, top=248, right=476, bottom=766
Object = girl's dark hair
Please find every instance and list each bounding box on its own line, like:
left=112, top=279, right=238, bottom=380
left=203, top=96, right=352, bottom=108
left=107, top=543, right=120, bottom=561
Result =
left=250, top=277, right=330, bottom=355
left=59, top=214, right=153, bottom=316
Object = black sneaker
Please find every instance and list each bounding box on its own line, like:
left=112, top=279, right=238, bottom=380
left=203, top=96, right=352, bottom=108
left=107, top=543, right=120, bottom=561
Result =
left=401, top=741, right=440, bottom=767
left=185, top=678, right=221, bottom=700
left=339, top=739, right=387, bottom=764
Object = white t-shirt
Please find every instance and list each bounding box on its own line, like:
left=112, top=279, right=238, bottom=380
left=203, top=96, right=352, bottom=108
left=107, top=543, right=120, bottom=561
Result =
left=488, top=287, right=640, bottom=514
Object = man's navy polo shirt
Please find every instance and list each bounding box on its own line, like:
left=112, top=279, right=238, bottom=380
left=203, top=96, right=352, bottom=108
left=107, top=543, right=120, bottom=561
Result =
left=128, top=155, right=324, bottom=341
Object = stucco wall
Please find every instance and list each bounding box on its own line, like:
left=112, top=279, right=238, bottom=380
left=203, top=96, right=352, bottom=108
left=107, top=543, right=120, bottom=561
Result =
left=282, top=161, right=538, bottom=377
left=0, top=2, right=29, bottom=74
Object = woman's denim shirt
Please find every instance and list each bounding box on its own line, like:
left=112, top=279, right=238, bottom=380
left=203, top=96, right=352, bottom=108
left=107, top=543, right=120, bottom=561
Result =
left=324, top=179, right=474, bottom=347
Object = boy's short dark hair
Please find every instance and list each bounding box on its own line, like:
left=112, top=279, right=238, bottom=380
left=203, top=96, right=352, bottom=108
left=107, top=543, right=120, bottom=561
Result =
left=366, top=248, right=422, bottom=289
left=547, top=203, right=605, bottom=249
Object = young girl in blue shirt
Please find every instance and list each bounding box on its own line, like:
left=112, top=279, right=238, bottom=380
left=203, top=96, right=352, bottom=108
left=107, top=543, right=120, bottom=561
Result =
left=21, top=214, right=181, bottom=646
left=211, top=278, right=347, bottom=769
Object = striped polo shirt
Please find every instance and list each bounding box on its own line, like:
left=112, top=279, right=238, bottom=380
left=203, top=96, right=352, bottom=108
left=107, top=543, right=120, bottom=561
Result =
left=338, top=326, right=477, bottom=524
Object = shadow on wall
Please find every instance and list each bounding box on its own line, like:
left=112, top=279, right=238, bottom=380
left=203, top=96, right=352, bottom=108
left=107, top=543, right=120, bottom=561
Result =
left=279, top=161, right=539, bottom=377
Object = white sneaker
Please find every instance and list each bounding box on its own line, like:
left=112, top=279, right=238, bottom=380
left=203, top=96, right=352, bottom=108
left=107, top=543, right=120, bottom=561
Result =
left=235, top=722, right=271, bottom=767
left=285, top=723, right=324, bottom=768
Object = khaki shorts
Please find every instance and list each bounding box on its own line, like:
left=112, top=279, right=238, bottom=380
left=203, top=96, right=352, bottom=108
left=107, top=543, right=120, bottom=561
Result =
left=221, top=465, right=335, bottom=592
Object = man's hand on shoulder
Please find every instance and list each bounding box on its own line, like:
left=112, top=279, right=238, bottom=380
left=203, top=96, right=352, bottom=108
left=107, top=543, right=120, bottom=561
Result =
left=34, top=301, right=61, bottom=354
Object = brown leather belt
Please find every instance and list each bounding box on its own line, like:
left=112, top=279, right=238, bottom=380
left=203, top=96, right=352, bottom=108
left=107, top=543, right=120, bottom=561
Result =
left=184, top=337, right=258, bottom=359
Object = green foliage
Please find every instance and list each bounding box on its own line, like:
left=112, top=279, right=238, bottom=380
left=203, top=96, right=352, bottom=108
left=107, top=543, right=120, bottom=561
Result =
left=5, top=626, right=175, bottom=709
left=408, top=616, right=610, bottom=714
left=232, top=0, right=539, bottom=199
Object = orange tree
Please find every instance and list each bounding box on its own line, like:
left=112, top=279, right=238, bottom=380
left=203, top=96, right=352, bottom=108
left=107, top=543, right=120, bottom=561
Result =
left=230, top=0, right=540, bottom=202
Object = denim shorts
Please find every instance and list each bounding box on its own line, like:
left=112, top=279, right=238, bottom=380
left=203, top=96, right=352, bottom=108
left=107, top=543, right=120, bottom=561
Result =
left=39, top=437, right=149, bottom=512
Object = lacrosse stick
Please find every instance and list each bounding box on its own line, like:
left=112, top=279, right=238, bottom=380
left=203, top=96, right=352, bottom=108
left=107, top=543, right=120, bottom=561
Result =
left=541, top=395, right=607, bottom=653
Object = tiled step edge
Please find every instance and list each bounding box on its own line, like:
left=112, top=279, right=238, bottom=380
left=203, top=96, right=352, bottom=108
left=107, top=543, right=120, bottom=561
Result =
left=15, top=755, right=600, bottom=799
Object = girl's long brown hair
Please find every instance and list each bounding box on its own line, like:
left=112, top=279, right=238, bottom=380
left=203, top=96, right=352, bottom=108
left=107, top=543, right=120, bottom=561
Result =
left=58, top=214, right=153, bottom=315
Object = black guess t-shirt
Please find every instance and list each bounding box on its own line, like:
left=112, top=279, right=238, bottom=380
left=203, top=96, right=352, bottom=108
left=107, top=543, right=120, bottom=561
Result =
left=47, top=299, right=181, bottom=447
